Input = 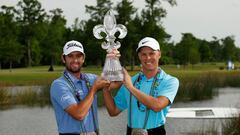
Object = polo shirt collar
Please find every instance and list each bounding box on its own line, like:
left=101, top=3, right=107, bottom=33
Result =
left=65, top=69, right=80, bottom=83
left=140, top=68, right=165, bottom=81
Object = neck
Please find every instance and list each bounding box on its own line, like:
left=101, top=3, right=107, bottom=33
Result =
left=142, top=68, right=159, bottom=79
left=66, top=70, right=81, bottom=79
left=73, top=72, right=81, bottom=79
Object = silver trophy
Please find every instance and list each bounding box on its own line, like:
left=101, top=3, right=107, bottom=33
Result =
left=93, top=10, right=127, bottom=81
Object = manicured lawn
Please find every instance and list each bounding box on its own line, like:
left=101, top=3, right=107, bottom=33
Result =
left=0, top=63, right=240, bottom=86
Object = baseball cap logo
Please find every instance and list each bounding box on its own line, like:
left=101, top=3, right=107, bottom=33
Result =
left=136, top=37, right=160, bottom=52
left=63, top=40, right=84, bottom=55
left=67, top=42, right=82, bottom=49
left=142, top=40, right=149, bottom=44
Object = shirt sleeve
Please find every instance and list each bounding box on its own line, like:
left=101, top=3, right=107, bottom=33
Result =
left=157, top=77, right=179, bottom=104
left=114, top=74, right=139, bottom=111
left=85, top=73, right=97, bottom=85
left=50, top=80, right=77, bottom=109
left=114, top=85, right=128, bottom=111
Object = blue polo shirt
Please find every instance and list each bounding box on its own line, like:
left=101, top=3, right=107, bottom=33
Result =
left=50, top=71, right=98, bottom=134
left=114, top=69, right=179, bottom=129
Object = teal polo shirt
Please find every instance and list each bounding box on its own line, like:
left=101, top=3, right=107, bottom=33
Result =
left=114, top=69, right=179, bottom=129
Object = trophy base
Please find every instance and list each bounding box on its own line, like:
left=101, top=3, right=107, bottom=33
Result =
left=102, top=70, right=123, bottom=81
left=102, top=57, right=123, bottom=81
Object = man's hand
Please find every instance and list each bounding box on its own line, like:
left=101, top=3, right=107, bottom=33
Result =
left=92, top=77, right=110, bottom=92
left=104, top=81, right=122, bottom=92
left=106, top=48, right=121, bottom=59
left=122, top=68, right=134, bottom=90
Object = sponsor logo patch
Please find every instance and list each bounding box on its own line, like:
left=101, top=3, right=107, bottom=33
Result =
left=61, top=94, right=71, bottom=102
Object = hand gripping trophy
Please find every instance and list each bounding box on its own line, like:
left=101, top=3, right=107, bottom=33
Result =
left=93, top=10, right=127, bottom=81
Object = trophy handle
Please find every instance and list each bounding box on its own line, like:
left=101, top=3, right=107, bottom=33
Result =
left=116, top=24, right=127, bottom=39
left=101, top=42, right=110, bottom=50
left=93, top=25, right=106, bottom=39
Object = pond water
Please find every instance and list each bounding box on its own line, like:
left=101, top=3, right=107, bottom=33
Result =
left=165, top=87, right=240, bottom=135
left=0, top=87, right=240, bottom=135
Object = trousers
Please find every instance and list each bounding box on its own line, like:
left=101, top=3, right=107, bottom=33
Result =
left=126, top=125, right=166, bottom=135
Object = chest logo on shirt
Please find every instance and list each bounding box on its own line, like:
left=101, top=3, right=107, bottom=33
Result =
left=76, top=89, right=84, bottom=95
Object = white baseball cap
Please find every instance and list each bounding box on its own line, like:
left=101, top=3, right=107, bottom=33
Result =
left=136, top=37, right=160, bottom=52
left=63, top=40, right=85, bottom=56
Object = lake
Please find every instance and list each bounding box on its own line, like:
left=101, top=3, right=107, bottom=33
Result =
left=0, top=87, right=240, bottom=135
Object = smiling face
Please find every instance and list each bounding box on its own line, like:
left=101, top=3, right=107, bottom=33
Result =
left=138, top=47, right=161, bottom=73
left=62, top=51, right=85, bottom=75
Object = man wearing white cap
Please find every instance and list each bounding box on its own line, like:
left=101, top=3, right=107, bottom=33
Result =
left=50, top=40, right=110, bottom=135
left=103, top=37, right=179, bottom=135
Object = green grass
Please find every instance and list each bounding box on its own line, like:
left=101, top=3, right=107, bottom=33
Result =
left=0, top=65, right=106, bottom=86
left=0, top=66, right=62, bottom=86
left=1, top=64, right=240, bottom=105
left=0, top=63, right=239, bottom=85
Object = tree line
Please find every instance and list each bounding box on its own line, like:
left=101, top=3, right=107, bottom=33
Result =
left=0, top=0, right=239, bottom=71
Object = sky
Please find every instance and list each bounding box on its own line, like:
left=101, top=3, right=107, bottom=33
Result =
left=1, top=0, right=240, bottom=47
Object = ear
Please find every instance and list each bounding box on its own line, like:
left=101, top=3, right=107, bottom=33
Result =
left=138, top=52, right=141, bottom=59
left=83, top=56, right=85, bottom=63
left=61, top=55, right=66, bottom=63
left=158, top=51, right=161, bottom=59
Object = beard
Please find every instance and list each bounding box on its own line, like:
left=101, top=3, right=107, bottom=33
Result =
left=66, top=64, right=81, bottom=73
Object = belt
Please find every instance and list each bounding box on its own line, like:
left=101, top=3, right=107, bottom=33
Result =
left=59, top=132, right=97, bottom=135
left=59, top=133, right=79, bottom=135
left=127, top=125, right=166, bottom=135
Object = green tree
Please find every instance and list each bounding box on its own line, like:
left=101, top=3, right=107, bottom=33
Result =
left=42, top=8, right=66, bottom=71
left=85, top=0, right=113, bottom=22
left=16, top=0, right=47, bottom=67
left=189, top=47, right=200, bottom=68
left=174, top=33, right=198, bottom=65
left=0, top=6, right=24, bottom=71
left=115, top=0, right=136, bottom=25
left=141, top=0, right=176, bottom=40
left=209, top=36, right=222, bottom=61
left=115, top=0, right=138, bottom=69
left=142, top=0, right=176, bottom=25
left=199, top=40, right=212, bottom=62
left=126, top=15, right=145, bottom=66
left=221, top=36, right=237, bottom=61
left=140, top=0, right=176, bottom=65
left=160, top=42, right=175, bottom=64
left=236, top=48, right=240, bottom=62
left=68, top=18, right=86, bottom=40
left=84, top=0, right=113, bottom=66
